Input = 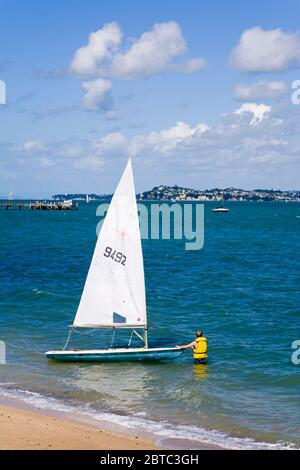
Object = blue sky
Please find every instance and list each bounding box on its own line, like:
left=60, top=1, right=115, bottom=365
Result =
left=0, top=0, right=300, bottom=197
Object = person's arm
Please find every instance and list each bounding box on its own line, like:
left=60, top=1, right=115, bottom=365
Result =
left=176, top=341, right=197, bottom=350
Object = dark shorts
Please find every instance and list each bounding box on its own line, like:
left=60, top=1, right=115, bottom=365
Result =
left=194, top=358, right=207, bottom=364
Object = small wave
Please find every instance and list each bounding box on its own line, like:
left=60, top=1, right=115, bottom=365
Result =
left=31, top=288, right=74, bottom=300
left=0, top=384, right=297, bottom=450
left=32, top=288, right=44, bottom=295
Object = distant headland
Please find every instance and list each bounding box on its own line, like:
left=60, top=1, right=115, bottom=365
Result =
left=52, top=193, right=107, bottom=201
left=52, top=186, right=300, bottom=202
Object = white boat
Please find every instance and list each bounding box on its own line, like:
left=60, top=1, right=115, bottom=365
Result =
left=46, top=159, right=183, bottom=363
left=62, top=199, right=73, bottom=208
left=212, top=192, right=229, bottom=212
left=212, top=207, right=229, bottom=213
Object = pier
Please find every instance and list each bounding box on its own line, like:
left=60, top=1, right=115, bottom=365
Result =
left=0, top=201, right=79, bottom=211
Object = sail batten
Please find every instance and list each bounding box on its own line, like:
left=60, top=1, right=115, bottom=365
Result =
left=73, top=158, right=147, bottom=328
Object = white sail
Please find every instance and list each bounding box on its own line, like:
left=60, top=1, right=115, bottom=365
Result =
left=73, top=158, right=147, bottom=328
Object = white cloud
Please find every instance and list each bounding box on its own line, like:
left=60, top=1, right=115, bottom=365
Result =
left=70, top=22, right=122, bottom=76
left=235, top=81, right=287, bottom=101
left=82, top=78, right=112, bottom=111
left=113, top=104, right=295, bottom=179
left=111, top=21, right=186, bottom=79
left=92, top=131, right=129, bottom=156
left=15, top=100, right=299, bottom=188
left=23, top=140, right=45, bottom=152
left=104, top=109, right=128, bottom=120
left=235, top=102, right=271, bottom=126
left=109, top=21, right=205, bottom=79
left=70, top=21, right=206, bottom=110
left=230, top=27, right=300, bottom=72
left=74, top=155, right=104, bottom=170
left=269, top=138, right=288, bottom=146
left=71, top=21, right=205, bottom=80
left=39, top=157, right=54, bottom=168
left=130, top=121, right=209, bottom=156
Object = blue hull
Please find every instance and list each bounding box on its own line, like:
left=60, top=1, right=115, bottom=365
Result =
left=45, top=347, right=183, bottom=363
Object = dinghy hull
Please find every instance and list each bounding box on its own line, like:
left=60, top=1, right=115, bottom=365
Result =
left=45, top=347, right=183, bottom=363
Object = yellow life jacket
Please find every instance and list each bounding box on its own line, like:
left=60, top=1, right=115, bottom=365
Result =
left=193, top=337, right=208, bottom=359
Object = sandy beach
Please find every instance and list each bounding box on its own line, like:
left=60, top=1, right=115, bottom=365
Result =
left=0, top=404, right=156, bottom=450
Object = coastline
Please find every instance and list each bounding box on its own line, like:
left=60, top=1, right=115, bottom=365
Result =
left=0, top=403, right=157, bottom=450
left=0, top=391, right=224, bottom=450
left=0, top=386, right=296, bottom=450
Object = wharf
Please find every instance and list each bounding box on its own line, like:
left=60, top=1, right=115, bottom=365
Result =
left=0, top=201, right=78, bottom=210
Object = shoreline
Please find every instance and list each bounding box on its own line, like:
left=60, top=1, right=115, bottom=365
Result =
left=0, top=403, right=157, bottom=450
left=0, top=392, right=223, bottom=450
left=0, top=387, right=296, bottom=450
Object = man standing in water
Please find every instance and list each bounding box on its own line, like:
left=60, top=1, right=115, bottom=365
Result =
left=177, top=330, right=208, bottom=364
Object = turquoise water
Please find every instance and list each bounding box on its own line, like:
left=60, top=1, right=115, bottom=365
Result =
left=0, top=202, right=300, bottom=449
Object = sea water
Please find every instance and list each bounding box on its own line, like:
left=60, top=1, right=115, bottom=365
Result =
left=0, top=201, right=299, bottom=449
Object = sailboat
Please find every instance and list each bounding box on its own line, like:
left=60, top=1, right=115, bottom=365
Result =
left=46, top=159, right=183, bottom=362
left=212, top=191, right=229, bottom=213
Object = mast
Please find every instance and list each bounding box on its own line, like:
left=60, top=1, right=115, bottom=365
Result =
left=144, top=327, right=148, bottom=349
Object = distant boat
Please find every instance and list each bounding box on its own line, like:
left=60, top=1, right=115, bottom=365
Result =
left=46, top=158, right=183, bottom=363
left=62, top=199, right=73, bottom=208
left=212, top=206, right=229, bottom=213
left=212, top=193, right=229, bottom=213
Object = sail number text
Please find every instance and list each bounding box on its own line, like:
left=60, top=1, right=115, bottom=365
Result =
left=104, top=246, right=127, bottom=266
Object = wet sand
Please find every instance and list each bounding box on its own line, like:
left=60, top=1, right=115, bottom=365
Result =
left=0, top=404, right=156, bottom=450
